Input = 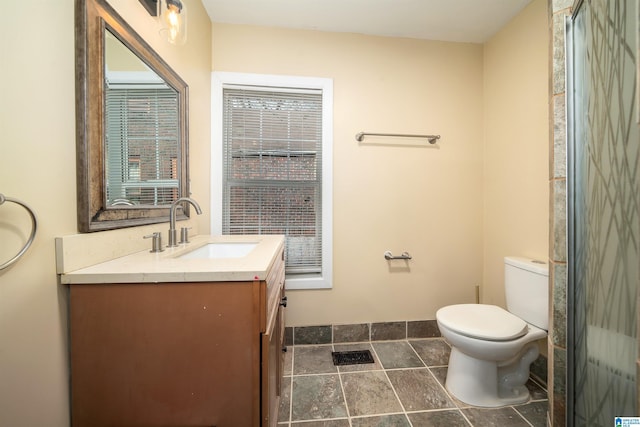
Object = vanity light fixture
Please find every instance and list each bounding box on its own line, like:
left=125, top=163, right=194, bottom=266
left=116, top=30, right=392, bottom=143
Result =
left=159, top=0, right=187, bottom=45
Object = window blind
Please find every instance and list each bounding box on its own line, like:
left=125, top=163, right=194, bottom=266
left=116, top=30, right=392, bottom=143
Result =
left=105, top=87, right=180, bottom=206
left=222, top=87, right=323, bottom=274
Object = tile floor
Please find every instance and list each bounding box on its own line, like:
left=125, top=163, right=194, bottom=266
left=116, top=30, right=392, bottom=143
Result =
left=277, top=338, right=548, bottom=426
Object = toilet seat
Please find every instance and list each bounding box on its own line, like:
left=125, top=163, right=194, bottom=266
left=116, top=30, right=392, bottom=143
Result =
left=437, top=304, right=528, bottom=341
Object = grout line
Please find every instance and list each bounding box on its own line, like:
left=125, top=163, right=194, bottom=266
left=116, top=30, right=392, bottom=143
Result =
left=384, top=366, right=432, bottom=372
left=511, top=405, right=535, bottom=427
left=421, top=351, right=473, bottom=426
left=333, top=343, right=354, bottom=427
left=370, top=340, right=415, bottom=426
left=459, top=409, right=474, bottom=427
left=405, top=339, right=428, bottom=368
left=287, top=346, right=294, bottom=423
left=528, top=374, right=548, bottom=392
left=286, top=417, right=349, bottom=424
left=426, top=365, right=458, bottom=405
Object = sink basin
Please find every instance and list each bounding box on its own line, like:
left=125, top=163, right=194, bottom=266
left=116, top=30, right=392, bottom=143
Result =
left=178, top=242, right=258, bottom=259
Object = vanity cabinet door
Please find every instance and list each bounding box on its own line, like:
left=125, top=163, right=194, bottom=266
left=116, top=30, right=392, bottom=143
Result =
left=261, top=250, right=286, bottom=426
left=262, top=320, right=279, bottom=426
left=69, top=282, right=261, bottom=427
left=261, top=289, right=285, bottom=427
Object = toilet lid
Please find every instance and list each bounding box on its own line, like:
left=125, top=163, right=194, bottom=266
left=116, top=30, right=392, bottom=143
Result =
left=437, top=304, right=528, bottom=341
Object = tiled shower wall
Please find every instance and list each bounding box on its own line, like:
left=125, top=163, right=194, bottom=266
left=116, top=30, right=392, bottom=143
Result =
left=548, top=0, right=573, bottom=426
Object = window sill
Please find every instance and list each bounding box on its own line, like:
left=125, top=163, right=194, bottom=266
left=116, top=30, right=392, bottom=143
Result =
left=285, top=274, right=332, bottom=290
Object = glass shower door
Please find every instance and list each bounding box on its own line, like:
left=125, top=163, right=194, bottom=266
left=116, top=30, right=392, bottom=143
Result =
left=567, top=0, right=638, bottom=425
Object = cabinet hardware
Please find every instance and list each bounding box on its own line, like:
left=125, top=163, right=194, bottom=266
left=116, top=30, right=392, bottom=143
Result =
left=280, top=296, right=288, bottom=307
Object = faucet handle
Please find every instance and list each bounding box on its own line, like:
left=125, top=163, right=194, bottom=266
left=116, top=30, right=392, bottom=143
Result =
left=143, top=232, right=164, bottom=253
left=179, top=227, right=192, bottom=244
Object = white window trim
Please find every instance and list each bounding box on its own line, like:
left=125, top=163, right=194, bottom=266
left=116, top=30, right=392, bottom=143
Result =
left=211, top=71, right=333, bottom=290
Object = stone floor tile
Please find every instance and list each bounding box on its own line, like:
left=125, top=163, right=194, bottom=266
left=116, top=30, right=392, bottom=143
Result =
left=526, top=378, right=548, bottom=401
left=341, top=371, right=403, bottom=416
left=372, top=341, right=424, bottom=369
left=278, top=376, right=291, bottom=423
left=291, top=375, right=348, bottom=421
left=409, top=338, right=451, bottom=366
left=293, top=345, right=338, bottom=375
left=461, top=406, right=531, bottom=426
left=514, top=400, right=549, bottom=427
left=407, top=410, right=471, bottom=426
left=291, top=420, right=350, bottom=426
left=387, top=368, right=455, bottom=411
left=350, top=414, right=411, bottom=427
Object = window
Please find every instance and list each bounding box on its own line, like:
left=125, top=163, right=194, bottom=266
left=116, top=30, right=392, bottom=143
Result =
left=212, top=72, right=333, bottom=289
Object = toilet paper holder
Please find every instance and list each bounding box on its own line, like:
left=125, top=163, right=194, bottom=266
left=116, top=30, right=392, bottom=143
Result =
left=384, top=251, right=412, bottom=260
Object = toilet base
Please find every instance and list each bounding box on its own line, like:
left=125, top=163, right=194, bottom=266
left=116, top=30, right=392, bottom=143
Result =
left=445, top=344, right=536, bottom=408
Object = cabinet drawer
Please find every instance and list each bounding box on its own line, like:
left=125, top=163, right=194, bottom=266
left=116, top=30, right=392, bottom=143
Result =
left=265, top=248, right=285, bottom=335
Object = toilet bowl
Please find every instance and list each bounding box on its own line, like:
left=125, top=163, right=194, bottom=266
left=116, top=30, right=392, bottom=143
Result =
left=436, top=257, right=548, bottom=407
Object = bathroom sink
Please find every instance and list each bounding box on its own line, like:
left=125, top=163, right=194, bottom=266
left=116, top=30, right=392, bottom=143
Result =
left=178, top=242, right=258, bottom=259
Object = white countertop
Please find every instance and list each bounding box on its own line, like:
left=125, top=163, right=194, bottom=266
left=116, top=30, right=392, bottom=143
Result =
left=59, top=234, right=285, bottom=284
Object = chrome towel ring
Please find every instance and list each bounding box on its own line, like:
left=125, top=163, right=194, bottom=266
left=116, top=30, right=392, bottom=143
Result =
left=0, top=194, right=37, bottom=271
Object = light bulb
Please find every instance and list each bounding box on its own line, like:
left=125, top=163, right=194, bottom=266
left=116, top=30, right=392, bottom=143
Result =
left=160, top=0, right=187, bottom=45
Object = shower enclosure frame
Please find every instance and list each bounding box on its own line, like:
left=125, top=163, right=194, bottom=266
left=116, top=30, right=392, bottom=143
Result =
left=565, top=0, right=639, bottom=424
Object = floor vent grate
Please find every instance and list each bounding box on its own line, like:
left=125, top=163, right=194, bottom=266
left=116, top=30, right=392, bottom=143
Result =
left=331, top=350, right=375, bottom=366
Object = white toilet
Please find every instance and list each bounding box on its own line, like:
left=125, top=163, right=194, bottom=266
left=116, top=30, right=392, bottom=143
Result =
left=436, top=256, right=548, bottom=407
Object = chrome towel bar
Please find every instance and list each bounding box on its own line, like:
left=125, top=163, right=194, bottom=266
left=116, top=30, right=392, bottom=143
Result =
left=0, top=193, right=37, bottom=271
left=356, top=132, right=441, bottom=144
left=384, top=251, right=412, bottom=260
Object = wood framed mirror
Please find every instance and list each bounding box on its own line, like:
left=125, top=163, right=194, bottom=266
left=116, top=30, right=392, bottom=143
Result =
left=75, top=0, right=189, bottom=232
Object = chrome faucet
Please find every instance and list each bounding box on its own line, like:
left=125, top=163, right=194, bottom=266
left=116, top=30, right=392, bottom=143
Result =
left=168, top=197, right=202, bottom=247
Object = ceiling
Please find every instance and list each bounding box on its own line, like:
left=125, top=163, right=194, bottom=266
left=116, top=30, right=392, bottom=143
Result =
left=201, top=0, right=533, bottom=44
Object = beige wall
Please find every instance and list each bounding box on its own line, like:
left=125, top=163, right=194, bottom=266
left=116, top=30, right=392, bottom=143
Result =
left=482, top=0, right=549, bottom=307
left=213, top=25, right=485, bottom=325
left=212, top=0, right=549, bottom=327
left=0, top=1, right=211, bottom=426
left=0, top=0, right=547, bottom=424
left=1, top=4, right=75, bottom=426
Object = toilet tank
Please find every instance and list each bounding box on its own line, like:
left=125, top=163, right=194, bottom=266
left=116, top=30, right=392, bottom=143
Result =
left=504, top=256, right=549, bottom=330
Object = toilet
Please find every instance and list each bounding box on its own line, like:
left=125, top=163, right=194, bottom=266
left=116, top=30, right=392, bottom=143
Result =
left=436, top=256, right=548, bottom=408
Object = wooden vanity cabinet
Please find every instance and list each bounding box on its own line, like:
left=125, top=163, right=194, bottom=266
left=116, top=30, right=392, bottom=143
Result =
left=69, top=249, right=285, bottom=427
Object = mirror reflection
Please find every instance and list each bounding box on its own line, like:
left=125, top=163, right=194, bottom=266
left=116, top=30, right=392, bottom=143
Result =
left=104, top=30, right=180, bottom=207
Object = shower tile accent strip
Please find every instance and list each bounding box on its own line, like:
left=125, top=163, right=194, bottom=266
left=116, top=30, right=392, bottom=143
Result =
left=371, top=321, right=406, bottom=340
left=333, top=323, right=370, bottom=343
left=291, top=325, right=332, bottom=345
left=549, top=0, right=573, bottom=425
left=407, top=319, right=442, bottom=338
left=286, top=319, right=442, bottom=346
